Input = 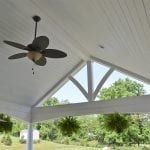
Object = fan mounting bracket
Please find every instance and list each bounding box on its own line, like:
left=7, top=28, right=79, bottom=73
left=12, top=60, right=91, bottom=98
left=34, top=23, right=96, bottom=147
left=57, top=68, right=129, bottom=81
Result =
left=32, top=15, right=41, bottom=22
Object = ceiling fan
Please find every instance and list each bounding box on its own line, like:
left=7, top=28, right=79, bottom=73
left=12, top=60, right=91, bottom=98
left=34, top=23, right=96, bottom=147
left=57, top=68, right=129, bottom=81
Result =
left=3, top=15, right=67, bottom=66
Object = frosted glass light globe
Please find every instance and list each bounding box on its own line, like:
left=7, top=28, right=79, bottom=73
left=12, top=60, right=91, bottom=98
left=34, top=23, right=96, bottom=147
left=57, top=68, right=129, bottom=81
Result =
left=27, top=51, right=42, bottom=62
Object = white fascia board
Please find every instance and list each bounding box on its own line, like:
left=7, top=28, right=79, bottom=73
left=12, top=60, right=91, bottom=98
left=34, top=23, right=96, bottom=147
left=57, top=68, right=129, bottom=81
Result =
left=91, top=56, right=150, bottom=84
left=31, top=94, right=150, bottom=123
left=0, top=100, right=31, bottom=122
left=32, top=60, right=86, bottom=107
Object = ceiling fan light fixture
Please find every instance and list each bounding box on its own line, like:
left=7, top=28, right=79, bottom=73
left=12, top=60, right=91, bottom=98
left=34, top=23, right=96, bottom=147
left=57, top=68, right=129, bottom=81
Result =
left=4, top=15, right=67, bottom=66
left=27, top=51, right=42, bottom=62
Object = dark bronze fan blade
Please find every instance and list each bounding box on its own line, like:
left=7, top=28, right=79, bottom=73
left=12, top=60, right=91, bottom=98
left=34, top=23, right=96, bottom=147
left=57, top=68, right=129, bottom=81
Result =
left=8, top=53, right=27, bottom=59
left=3, top=41, right=27, bottom=50
left=42, top=49, right=67, bottom=58
left=34, top=56, right=47, bottom=66
left=32, top=36, right=49, bottom=50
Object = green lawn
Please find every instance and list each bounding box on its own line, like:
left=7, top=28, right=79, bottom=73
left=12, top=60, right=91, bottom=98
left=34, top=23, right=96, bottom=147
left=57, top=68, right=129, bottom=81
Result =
left=0, top=137, right=149, bottom=150
left=0, top=137, right=101, bottom=150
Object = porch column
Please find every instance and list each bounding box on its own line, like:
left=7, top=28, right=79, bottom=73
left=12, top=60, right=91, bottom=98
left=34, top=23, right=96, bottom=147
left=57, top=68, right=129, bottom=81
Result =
left=26, top=123, right=33, bottom=150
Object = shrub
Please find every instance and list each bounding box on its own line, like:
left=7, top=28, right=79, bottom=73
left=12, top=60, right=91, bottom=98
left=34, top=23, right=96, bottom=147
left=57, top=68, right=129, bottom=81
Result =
left=61, top=137, right=70, bottom=145
left=1, top=135, right=12, bottom=146
left=142, top=146, right=150, bottom=150
left=19, top=136, right=26, bottom=144
left=33, top=140, right=40, bottom=144
left=88, top=140, right=99, bottom=147
left=80, top=139, right=88, bottom=146
left=19, top=136, right=40, bottom=144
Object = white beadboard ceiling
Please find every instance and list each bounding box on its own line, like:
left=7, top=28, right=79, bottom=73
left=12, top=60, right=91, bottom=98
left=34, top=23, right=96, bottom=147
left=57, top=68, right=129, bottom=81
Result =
left=0, top=0, right=150, bottom=107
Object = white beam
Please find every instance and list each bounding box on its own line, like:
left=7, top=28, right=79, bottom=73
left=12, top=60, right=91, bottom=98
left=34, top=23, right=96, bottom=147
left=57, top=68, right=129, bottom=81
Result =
left=31, top=94, right=150, bottom=123
left=32, top=60, right=85, bottom=107
left=91, top=56, right=150, bottom=84
left=87, top=61, right=94, bottom=101
left=93, top=67, right=114, bottom=99
left=69, top=76, right=88, bottom=99
left=0, top=100, right=31, bottom=122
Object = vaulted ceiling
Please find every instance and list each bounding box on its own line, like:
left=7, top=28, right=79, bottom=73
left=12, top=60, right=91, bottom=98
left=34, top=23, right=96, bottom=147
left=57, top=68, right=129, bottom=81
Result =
left=0, top=0, right=150, bottom=110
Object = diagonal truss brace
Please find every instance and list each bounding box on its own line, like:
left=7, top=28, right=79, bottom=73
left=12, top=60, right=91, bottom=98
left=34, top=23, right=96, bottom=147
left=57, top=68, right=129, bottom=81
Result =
left=69, top=61, right=114, bottom=101
left=93, top=67, right=114, bottom=99
left=69, top=76, right=89, bottom=99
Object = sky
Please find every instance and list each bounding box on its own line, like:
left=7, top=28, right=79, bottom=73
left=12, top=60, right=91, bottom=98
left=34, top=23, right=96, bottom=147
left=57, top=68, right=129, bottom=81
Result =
left=53, top=62, right=150, bottom=103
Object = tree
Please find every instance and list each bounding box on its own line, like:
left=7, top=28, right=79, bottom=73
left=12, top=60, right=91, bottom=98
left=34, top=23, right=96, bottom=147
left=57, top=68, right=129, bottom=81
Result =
left=43, top=97, right=59, bottom=106
left=35, top=97, right=60, bottom=140
left=98, top=78, right=146, bottom=146
left=98, top=78, right=144, bottom=100
left=11, top=118, right=26, bottom=137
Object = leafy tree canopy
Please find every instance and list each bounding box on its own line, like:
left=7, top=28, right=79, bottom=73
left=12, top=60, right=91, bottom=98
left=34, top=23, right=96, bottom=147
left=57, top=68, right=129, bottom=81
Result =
left=98, top=78, right=145, bottom=134
left=98, top=78, right=145, bottom=100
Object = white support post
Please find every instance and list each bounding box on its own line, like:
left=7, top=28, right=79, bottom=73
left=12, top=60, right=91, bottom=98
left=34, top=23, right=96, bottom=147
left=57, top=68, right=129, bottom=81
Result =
left=87, top=61, right=94, bottom=101
left=26, top=123, right=33, bottom=150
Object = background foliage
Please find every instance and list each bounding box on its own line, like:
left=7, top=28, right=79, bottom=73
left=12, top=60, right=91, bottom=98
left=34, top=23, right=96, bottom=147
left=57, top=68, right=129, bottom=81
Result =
left=1, top=78, right=150, bottom=148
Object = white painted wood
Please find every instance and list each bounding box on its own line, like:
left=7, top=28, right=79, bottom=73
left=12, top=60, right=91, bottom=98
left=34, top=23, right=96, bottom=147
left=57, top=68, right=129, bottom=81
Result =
left=26, top=123, right=33, bottom=150
left=0, top=0, right=150, bottom=123
left=69, top=76, right=88, bottom=100
left=93, top=67, right=114, bottom=100
left=32, top=94, right=150, bottom=123
left=87, top=61, right=94, bottom=101
left=92, top=56, right=150, bottom=84
left=0, top=100, right=30, bottom=122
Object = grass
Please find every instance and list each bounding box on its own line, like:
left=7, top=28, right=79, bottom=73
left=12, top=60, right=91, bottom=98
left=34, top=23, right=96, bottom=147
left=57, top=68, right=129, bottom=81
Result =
left=0, top=137, right=101, bottom=150
left=0, top=137, right=149, bottom=150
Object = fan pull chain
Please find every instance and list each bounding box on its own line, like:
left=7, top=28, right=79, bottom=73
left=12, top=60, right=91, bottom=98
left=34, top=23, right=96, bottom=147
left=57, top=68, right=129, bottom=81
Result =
left=32, top=63, right=36, bottom=75
left=32, top=67, right=34, bottom=75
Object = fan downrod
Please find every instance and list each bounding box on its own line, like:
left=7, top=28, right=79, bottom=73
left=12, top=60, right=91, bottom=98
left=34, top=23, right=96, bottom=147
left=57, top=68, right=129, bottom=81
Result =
left=32, top=15, right=41, bottom=22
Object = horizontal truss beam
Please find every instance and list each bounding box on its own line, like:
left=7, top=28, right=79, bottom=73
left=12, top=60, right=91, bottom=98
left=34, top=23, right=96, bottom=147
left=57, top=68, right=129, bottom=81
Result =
left=31, top=94, right=150, bottom=123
